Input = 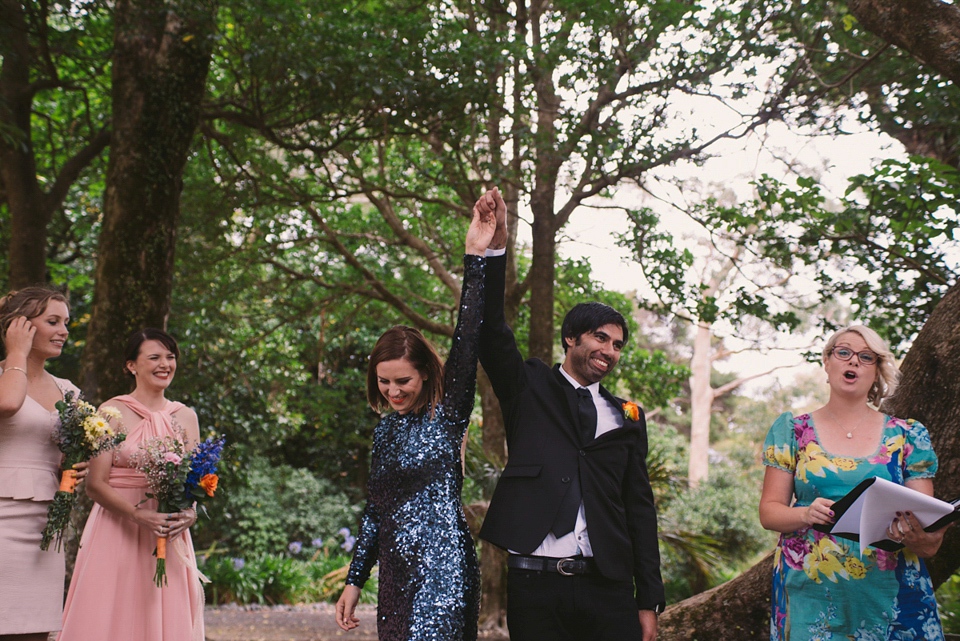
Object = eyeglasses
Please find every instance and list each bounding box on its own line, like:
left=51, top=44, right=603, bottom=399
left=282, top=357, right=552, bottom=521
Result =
left=831, top=347, right=879, bottom=366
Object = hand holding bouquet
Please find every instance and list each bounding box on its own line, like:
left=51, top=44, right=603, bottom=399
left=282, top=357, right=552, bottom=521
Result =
left=41, top=392, right=126, bottom=551
left=134, top=435, right=224, bottom=586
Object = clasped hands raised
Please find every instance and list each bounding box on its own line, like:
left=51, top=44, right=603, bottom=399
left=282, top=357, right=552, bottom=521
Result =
left=466, top=187, right=507, bottom=256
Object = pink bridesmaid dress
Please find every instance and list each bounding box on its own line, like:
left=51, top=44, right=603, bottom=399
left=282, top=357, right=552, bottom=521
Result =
left=0, top=371, right=78, bottom=635
left=59, top=395, right=205, bottom=641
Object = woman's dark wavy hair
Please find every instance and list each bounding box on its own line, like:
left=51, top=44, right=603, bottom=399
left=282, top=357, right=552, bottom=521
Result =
left=124, top=328, right=180, bottom=379
left=560, top=302, right=629, bottom=352
left=366, top=325, right=444, bottom=416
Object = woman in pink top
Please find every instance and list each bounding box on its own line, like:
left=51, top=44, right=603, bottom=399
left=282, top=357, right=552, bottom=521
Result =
left=0, top=287, right=84, bottom=641
left=59, top=328, right=204, bottom=641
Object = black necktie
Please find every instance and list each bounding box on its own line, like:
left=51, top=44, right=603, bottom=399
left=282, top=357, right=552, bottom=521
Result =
left=577, top=387, right=597, bottom=443
left=551, top=388, right=596, bottom=537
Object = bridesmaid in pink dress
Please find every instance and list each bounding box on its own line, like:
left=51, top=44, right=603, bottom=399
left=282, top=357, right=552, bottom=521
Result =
left=0, top=287, right=85, bottom=641
left=59, top=328, right=205, bottom=641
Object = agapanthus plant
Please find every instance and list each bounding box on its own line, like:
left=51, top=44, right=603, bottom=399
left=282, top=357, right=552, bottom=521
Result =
left=40, top=392, right=126, bottom=551
left=133, top=434, right=225, bottom=586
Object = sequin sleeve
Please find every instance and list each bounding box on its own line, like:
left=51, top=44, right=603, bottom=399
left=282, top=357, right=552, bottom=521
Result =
left=345, top=496, right=381, bottom=588
left=440, top=254, right=485, bottom=427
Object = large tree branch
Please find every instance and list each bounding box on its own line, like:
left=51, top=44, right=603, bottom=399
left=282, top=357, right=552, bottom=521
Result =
left=302, top=204, right=453, bottom=337
left=43, top=127, right=110, bottom=212
left=846, top=0, right=960, bottom=86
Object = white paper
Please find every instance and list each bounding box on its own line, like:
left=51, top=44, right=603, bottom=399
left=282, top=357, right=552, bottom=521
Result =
left=856, top=477, right=955, bottom=552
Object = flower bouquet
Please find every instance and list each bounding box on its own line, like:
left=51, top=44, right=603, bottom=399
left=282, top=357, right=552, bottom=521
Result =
left=133, top=435, right=225, bottom=586
left=40, top=392, right=126, bottom=551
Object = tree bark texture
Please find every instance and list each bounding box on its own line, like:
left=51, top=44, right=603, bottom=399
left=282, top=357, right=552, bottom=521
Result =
left=659, top=281, right=960, bottom=638
left=81, top=0, right=216, bottom=402
left=0, top=0, right=109, bottom=287
left=847, top=0, right=960, bottom=86
left=0, top=0, right=46, bottom=287
left=527, top=194, right=558, bottom=363
left=882, top=280, right=960, bottom=587
left=476, top=371, right=507, bottom=629
left=659, top=552, right=774, bottom=640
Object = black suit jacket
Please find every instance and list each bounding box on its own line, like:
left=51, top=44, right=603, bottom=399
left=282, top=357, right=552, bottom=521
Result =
left=477, top=254, right=665, bottom=611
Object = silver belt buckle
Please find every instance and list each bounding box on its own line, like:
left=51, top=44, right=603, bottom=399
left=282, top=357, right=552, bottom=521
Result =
left=556, top=557, right=576, bottom=576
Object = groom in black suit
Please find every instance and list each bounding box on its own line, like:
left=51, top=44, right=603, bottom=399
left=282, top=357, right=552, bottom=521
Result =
left=474, top=189, right=664, bottom=641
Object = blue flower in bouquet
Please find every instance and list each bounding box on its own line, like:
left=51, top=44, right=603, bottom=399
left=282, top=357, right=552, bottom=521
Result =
left=184, top=436, right=225, bottom=500
left=311, top=537, right=324, bottom=548
left=288, top=541, right=303, bottom=555
left=231, top=557, right=245, bottom=571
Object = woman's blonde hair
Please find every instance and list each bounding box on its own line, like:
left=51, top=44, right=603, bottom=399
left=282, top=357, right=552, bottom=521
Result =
left=822, top=324, right=900, bottom=405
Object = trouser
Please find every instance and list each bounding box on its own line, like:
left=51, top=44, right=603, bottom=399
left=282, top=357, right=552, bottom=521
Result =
left=506, top=565, right=643, bottom=641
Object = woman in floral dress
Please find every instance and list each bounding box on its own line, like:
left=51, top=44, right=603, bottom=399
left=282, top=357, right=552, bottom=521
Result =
left=759, top=325, right=947, bottom=641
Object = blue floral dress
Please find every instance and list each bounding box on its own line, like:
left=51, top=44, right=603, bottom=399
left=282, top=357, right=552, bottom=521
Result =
left=763, top=412, right=944, bottom=641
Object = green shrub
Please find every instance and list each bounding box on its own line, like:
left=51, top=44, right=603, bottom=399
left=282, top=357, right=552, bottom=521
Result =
left=195, top=455, right=361, bottom=556
left=662, top=471, right=773, bottom=561
left=200, top=548, right=379, bottom=606
left=658, top=468, right=776, bottom=602
left=937, top=571, right=960, bottom=634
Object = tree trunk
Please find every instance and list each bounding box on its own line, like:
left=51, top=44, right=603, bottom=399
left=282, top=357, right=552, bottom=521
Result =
left=80, top=0, right=217, bottom=402
left=659, top=280, right=960, bottom=638
left=687, top=321, right=713, bottom=486
left=0, top=0, right=110, bottom=288
left=527, top=199, right=557, bottom=363
left=0, top=0, right=47, bottom=287
left=882, top=281, right=960, bottom=587
left=477, top=370, right=507, bottom=630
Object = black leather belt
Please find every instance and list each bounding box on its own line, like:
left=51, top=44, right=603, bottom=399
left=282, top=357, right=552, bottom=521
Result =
left=507, top=554, right=599, bottom=576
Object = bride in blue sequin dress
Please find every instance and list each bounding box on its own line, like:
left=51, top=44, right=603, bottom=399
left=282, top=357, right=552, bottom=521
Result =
left=335, top=192, right=500, bottom=640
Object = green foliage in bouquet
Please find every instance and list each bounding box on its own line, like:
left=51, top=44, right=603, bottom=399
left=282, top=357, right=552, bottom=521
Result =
left=41, top=391, right=126, bottom=551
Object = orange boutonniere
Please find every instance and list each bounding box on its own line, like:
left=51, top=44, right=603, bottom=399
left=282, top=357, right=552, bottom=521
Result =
left=622, top=401, right=640, bottom=422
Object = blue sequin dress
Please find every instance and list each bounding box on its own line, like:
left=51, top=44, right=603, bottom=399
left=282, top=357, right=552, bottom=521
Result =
left=346, top=255, right=484, bottom=641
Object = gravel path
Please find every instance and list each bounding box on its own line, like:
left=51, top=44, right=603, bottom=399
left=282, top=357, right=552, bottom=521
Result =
left=204, top=604, right=509, bottom=641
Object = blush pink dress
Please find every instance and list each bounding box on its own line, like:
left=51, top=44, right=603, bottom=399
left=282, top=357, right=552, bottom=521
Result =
left=0, top=371, right=78, bottom=634
left=58, top=395, right=205, bottom=641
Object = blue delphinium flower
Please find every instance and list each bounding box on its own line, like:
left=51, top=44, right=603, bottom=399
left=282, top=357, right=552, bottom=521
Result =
left=184, top=436, right=225, bottom=493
